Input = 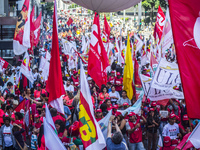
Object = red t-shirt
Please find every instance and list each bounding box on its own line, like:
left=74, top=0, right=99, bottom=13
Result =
left=127, top=121, right=142, bottom=143
left=52, top=115, right=66, bottom=123
left=34, top=122, right=42, bottom=129
left=115, top=77, right=123, bottom=91
left=108, top=76, right=115, bottom=84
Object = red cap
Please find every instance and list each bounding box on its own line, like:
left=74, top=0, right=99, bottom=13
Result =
left=36, top=83, right=41, bottom=87
left=116, top=72, right=120, bottom=76
left=171, top=139, right=178, bottom=145
left=128, top=112, right=136, bottom=117
left=176, top=115, right=181, bottom=122
left=146, top=98, right=150, bottom=104
left=163, top=136, right=171, bottom=147
left=183, top=114, right=189, bottom=121
left=73, top=70, right=78, bottom=75
left=96, top=109, right=102, bottom=113
left=111, top=71, right=115, bottom=74
left=123, top=102, right=129, bottom=106
left=34, top=114, right=40, bottom=118
left=112, top=104, right=119, bottom=109
left=42, top=105, right=46, bottom=108
left=151, top=102, right=157, bottom=107
left=149, top=108, right=154, bottom=112
left=68, top=121, right=79, bottom=137
left=175, top=99, right=180, bottom=105
left=115, top=111, right=122, bottom=117
left=169, top=113, right=176, bottom=119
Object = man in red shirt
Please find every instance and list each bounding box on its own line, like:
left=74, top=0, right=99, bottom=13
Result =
left=126, top=112, right=145, bottom=150
left=71, top=71, right=79, bottom=95
left=114, top=72, right=123, bottom=95
left=50, top=108, right=66, bottom=123
left=108, top=71, right=115, bottom=85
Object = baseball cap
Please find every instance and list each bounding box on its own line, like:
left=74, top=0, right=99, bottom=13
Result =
left=151, top=102, right=157, bottom=107
left=123, top=102, right=129, bottom=107
left=183, top=114, right=189, bottom=121
left=163, top=136, right=171, bottom=147
left=116, top=72, right=120, bottom=76
left=169, top=113, right=176, bottom=119
left=111, top=71, right=115, bottom=74
left=115, top=111, right=122, bottom=117
left=128, top=112, right=136, bottom=117
left=96, top=109, right=102, bottom=113
left=34, top=114, right=40, bottom=118
left=113, top=104, right=119, bottom=109
left=36, top=83, right=41, bottom=87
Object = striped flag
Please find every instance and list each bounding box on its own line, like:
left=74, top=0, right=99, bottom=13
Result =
left=79, top=61, right=106, bottom=150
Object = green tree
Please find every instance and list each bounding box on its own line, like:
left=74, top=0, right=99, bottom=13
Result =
left=142, top=0, right=167, bottom=24
left=44, top=2, right=54, bottom=17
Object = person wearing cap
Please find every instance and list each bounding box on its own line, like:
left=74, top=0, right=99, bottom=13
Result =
left=126, top=112, right=145, bottom=150
left=34, top=83, right=45, bottom=99
left=162, top=113, right=181, bottom=140
left=33, top=114, right=41, bottom=130
left=108, top=71, right=115, bottom=85
left=109, top=86, right=120, bottom=105
left=95, top=109, right=103, bottom=122
left=107, top=115, right=128, bottom=150
left=182, top=114, right=194, bottom=133
left=159, top=136, right=173, bottom=150
left=71, top=70, right=79, bottom=95
left=147, top=108, right=160, bottom=150
left=114, top=72, right=123, bottom=95
left=117, top=90, right=131, bottom=110
left=64, top=79, right=74, bottom=94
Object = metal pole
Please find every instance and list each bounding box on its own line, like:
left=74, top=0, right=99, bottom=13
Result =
left=123, top=10, right=125, bottom=28
left=138, top=1, right=142, bottom=30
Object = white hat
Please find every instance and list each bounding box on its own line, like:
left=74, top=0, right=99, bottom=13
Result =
left=146, top=60, right=150, bottom=64
left=87, top=77, right=92, bottom=81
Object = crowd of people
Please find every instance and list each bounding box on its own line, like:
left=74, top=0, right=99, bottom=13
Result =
left=0, top=10, right=198, bottom=150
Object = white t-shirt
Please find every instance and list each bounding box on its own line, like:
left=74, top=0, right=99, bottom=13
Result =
left=109, top=91, right=120, bottom=104
left=3, top=126, right=13, bottom=147
left=65, top=84, right=74, bottom=92
left=162, top=123, right=179, bottom=140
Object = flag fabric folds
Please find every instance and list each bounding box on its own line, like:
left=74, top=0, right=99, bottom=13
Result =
left=20, top=52, right=34, bottom=83
left=44, top=117, right=66, bottom=150
left=79, top=61, right=106, bottom=150
left=169, top=0, right=200, bottom=118
left=88, top=12, right=109, bottom=88
left=47, top=0, right=65, bottom=114
left=123, top=34, right=134, bottom=100
left=13, top=0, right=30, bottom=55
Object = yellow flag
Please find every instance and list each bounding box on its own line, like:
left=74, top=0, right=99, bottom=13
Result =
left=123, top=34, right=133, bottom=100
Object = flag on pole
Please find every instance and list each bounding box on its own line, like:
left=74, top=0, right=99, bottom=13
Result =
left=20, top=52, right=34, bottom=83
left=43, top=117, right=66, bottom=150
left=134, top=58, right=142, bottom=89
left=47, top=0, right=65, bottom=114
left=88, top=12, right=109, bottom=88
left=67, top=17, right=73, bottom=26
left=123, top=34, right=134, bottom=100
left=102, top=15, right=111, bottom=44
left=30, top=6, right=35, bottom=54
left=14, top=99, right=25, bottom=113
left=13, top=0, right=31, bottom=55
left=169, top=0, right=200, bottom=118
left=153, top=6, right=165, bottom=43
left=79, top=61, right=106, bottom=150
left=0, top=57, right=9, bottom=72
left=33, top=11, right=42, bottom=47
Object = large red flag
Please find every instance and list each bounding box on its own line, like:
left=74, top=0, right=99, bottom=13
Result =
left=47, top=0, right=65, bottom=114
left=67, top=17, right=73, bottom=26
left=14, top=99, right=25, bottom=113
left=88, top=13, right=109, bottom=88
left=134, top=58, right=142, bottom=89
left=33, top=11, right=42, bottom=46
left=0, top=57, right=9, bottom=70
left=103, top=15, right=111, bottom=43
left=169, top=0, right=200, bottom=118
left=30, top=6, right=35, bottom=54
left=153, top=6, right=165, bottom=43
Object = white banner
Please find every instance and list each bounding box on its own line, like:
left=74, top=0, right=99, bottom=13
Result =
left=140, top=74, right=184, bottom=101
left=151, top=58, right=181, bottom=90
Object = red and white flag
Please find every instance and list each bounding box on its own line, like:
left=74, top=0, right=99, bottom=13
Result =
left=153, top=6, right=165, bottom=43
left=67, top=17, right=73, bottom=26
left=102, top=15, right=110, bottom=43
left=20, top=52, right=34, bottom=83
left=13, top=0, right=30, bottom=55
left=169, top=0, right=200, bottom=118
left=47, top=0, right=65, bottom=114
left=33, top=11, right=42, bottom=47
left=79, top=62, right=106, bottom=150
left=88, top=13, right=109, bottom=88
left=0, top=57, right=9, bottom=72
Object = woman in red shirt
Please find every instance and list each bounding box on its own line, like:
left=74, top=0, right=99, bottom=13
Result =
left=98, top=87, right=109, bottom=106
left=55, top=120, right=68, bottom=141
left=105, top=98, right=112, bottom=111
left=114, top=72, right=123, bottom=95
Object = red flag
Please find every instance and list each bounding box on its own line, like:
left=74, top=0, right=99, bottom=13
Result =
left=134, top=58, right=142, bottom=89
left=103, top=15, right=111, bottom=42
left=169, top=0, right=200, bottom=118
left=153, top=6, right=165, bottom=43
left=176, top=133, right=193, bottom=150
left=150, top=52, right=158, bottom=73
left=47, top=1, right=65, bottom=114
left=88, top=13, right=109, bottom=88
left=0, top=57, right=9, bottom=70
left=33, top=11, right=42, bottom=46
left=14, top=99, right=25, bottom=113
left=67, top=17, right=73, bottom=26
left=30, top=6, right=35, bottom=54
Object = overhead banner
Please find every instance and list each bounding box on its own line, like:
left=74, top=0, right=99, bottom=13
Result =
left=140, top=74, right=184, bottom=101
left=151, top=58, right=181, bottom=90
